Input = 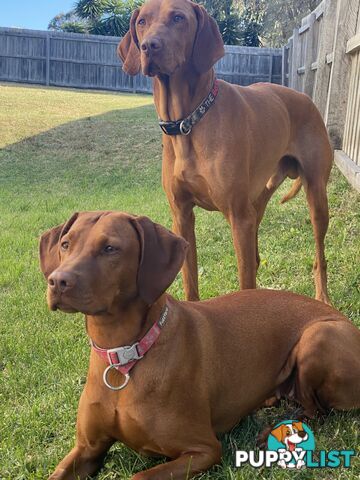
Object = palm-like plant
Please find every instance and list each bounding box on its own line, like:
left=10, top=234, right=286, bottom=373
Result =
left=75, top=0, right=109, bottom=20
left=198, top=0, right=242, bottom=45
left=90, top=0, right=141, bottom=36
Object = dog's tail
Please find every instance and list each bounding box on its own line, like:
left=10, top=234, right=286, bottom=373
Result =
left=280, top=177, right=302, bottom=204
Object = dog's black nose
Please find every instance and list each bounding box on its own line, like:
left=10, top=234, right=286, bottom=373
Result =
left=298, top=430, right=307, bottom=438
left=48, top=271, right=75, bottom=294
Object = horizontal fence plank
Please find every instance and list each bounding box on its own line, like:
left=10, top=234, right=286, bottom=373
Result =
left=0, top=53, right=46, bottom=60
left=326, top=52, right=334, bottom=64
left=50, top=58, right=121, bottom=67
left=334, top=149, right=360, bottom=191
left=0, top=27, right=283, bottom=92
left=0, top=27, right=122, bottom=43
left=346, top=32, right=360, bottom=54
left=299, top=23, right=311, bottom=34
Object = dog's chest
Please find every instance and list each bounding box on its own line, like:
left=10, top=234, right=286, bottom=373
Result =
left=90, top=394, right=164, bottom=455
left=163, top=138, right=221, bottom=210
left=172, top=161, right=218, bottom=211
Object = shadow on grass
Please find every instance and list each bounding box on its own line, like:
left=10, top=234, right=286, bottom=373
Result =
left=0, top=102, right=176, bottom=264
left=0, top=103, right=161, bottom=194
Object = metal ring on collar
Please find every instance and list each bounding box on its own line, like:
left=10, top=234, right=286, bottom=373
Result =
left=180, top=120, right=192, bottom=135
left=103, top=364, right=130, bottom=391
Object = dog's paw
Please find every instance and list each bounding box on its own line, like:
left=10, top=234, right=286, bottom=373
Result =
left=131, top=472, right=150, bottom=480
left=48, top=470, right=66, bottom=480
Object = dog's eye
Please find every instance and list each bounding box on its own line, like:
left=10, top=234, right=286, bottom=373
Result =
left=173, top=14, right=184, bottom=23
left=61, top=241, right=69, bottom=251
left=138, top=18, right=146, bottom=26
left=103, top=245, right=117, bottom=253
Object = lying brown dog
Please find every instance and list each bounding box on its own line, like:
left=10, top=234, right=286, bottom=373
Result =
left=118, top=0, right=333, bottom=304
left=40, top=211, right=360, bottom=480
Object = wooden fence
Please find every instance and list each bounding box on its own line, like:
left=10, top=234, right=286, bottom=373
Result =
left=0, top=27, right=282, bottom=93
left=284, top=0, right=360, bottom=191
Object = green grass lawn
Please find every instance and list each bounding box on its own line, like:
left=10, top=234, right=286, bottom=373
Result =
left=0, top=82, right=359, bottom=480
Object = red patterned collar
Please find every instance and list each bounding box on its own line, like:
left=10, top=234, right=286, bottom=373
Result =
left=91, top=305, right=169, bottom=391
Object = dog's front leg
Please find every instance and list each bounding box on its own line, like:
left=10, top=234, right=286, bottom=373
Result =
left=132, top=444, right=221, bottom=480
left=49, top=389, right=113, bottom=480
left=228, top=205, right=257, bottom=290
left=48, top=442, right=111, bottom=480
left=171, top=202, right=199, bottom=301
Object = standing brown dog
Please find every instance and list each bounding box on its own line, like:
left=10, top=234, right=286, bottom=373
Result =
left=118, top=0, right=333, bottom=304
left=40, top=211, right=360, bottom=480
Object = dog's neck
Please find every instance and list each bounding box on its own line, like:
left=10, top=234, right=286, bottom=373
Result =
left=153, top=66, right=215, bottom=121
left=85, top=296, right=167, bottom=349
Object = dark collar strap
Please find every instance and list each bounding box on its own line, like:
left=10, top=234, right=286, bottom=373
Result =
left=158, top=79, right=219, bottom=136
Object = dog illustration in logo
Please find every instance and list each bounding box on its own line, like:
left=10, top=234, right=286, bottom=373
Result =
left=271, top=421, right=308, bottom=469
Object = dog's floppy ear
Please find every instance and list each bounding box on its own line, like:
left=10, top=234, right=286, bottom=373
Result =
left=39, top=212, right=79, bottom=279
left=270, top=424, right=286, bottom=443
left=192, top=4, right=225, bottom=74
left=293, top=421, right=303, bottom=431
left=117, top=9, right=141, bottom=76
left=130, top=216, right=188, bottom=304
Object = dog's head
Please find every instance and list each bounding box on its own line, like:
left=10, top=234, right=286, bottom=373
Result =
left=39, top=211, right=188, bottom=315
left=271, top=422, right=308, bottom=451
left=118, top=0, right=224, bottom=77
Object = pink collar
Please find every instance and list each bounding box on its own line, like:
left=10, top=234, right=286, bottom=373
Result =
left=91, top=305, right=169, bottom=390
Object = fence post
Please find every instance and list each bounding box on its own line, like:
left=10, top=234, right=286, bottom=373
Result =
left=268, top=53, right=273, bottom=82
left=287, top=37, right=294, bottom=87
left=325, top=0, right=359, bottom=148
left=281, top=46, right=286, bottom=85
left=312, top=0, right=337, bottom=117
left=290, top=28, right=300, bottom=90
left=46, top=32, right=50, bottom=86
left=303, top=13, right=316, bottom=97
